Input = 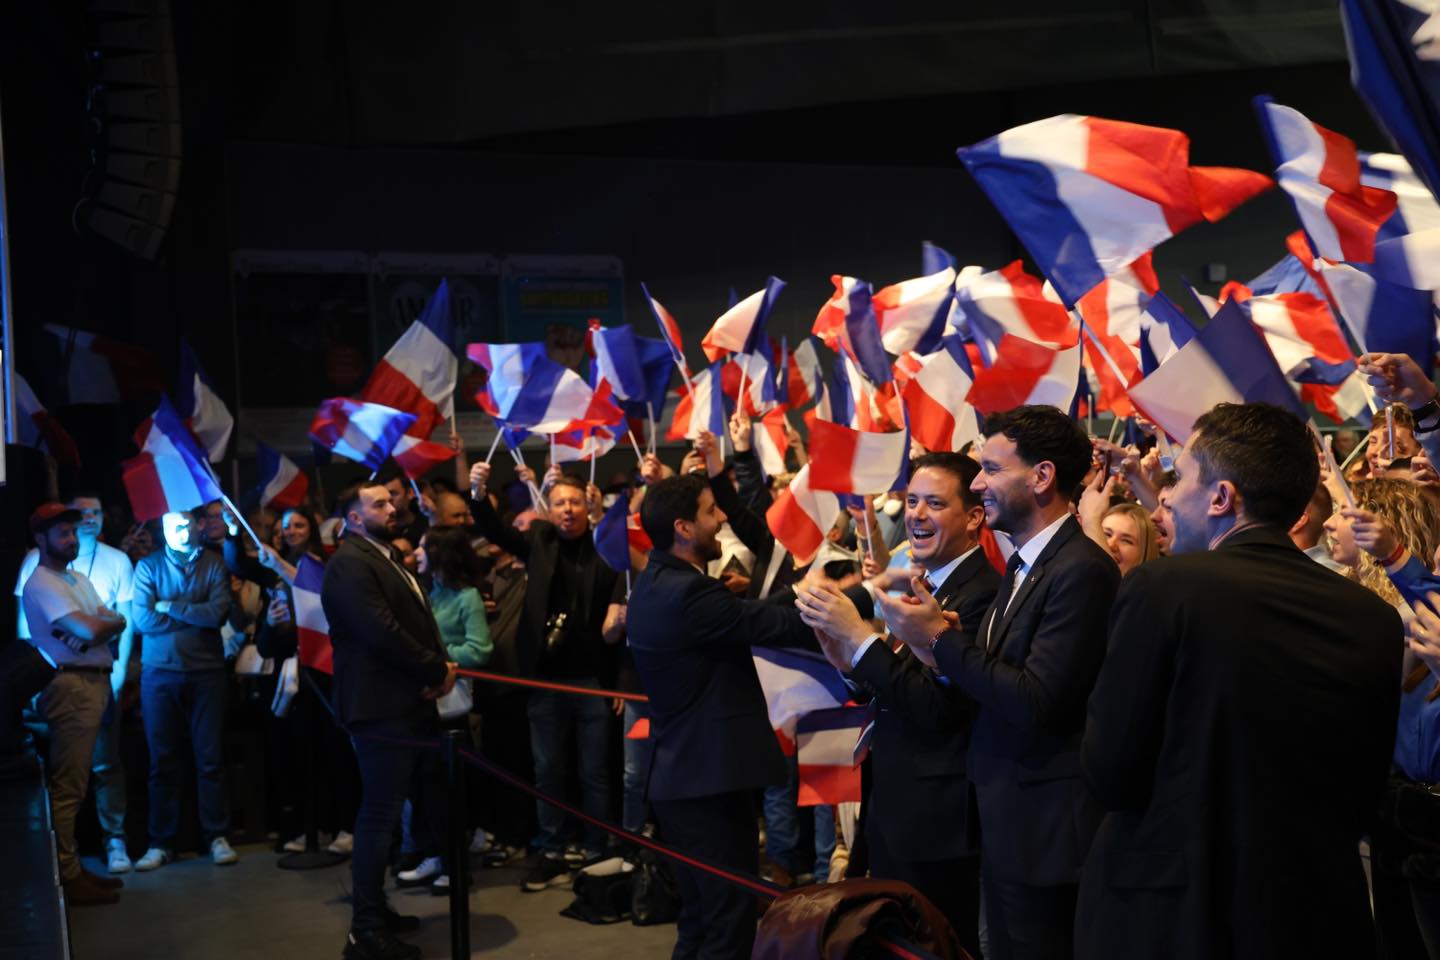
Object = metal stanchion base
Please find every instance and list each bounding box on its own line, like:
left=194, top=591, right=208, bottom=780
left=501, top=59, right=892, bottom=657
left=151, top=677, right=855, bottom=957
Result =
left=276, top=849, right=348, bottom=871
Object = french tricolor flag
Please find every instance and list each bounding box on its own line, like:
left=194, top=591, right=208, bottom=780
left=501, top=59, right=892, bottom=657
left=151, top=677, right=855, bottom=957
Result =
left=751, top=645, right=851, bottom=754
left=392, top=434, right=460, bottom=480
left=873, top=267, right=955, bottom=356
left=291, top=555, right=333, bottom=674
left=42, top=323, right=164, bottom=405
left=1138, top=291, right=1196, bottom=374
left=902, top=337, right=982, bottom=454
left=765, top=464, right=840, bottom=566
left=551, top=425, right=617, bottom=464
left=1072, top=255, right=1156, bottom=417
left=753, top=409, right=792, bottom=477
left=176, top=340, right=234, bottom=463
left=1361, top=151, right=1440, bottom=239
left=360, top=280, right=458, bottom=438
left=952, top=261, right=1076, bottom=363
left=1255, top=97, right=1398, bottom=264
left=1128, top=298, right=1307, bottom=443
left=254, top=441, right=309, bottom=511
left=795, top=705, right=867, bottom=806
left=702, top=277, right=785, bottom=362
left=13, top=373, right=80, bottom=470
left=785, top=338, right=824, bottom=409
left=813, top=276, right=894, bottom=385
left=966, top=335, right=1083, bottom=415
left=666, top=363, right=729, bottom=441
left=122, top=396, right=225, bottom=522
left=958, top=114, right=1272, bottom=306
left=591, top=323, right=650, bottom=405
left=805, top=419, right=908, bottom=495
left=1235, top=288, right=1370, bottom=424
left=642, top=282, right=691, bottom=380
left=468, top=342, right=597, bottom=433
left=308, top=398, right=416, bottom=471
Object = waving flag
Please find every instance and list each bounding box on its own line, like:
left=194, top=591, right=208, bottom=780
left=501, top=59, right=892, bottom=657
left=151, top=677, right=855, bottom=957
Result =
left=1128, top=298, right=1307, bottom=443
left=392, top=434, right=458, bottom=479
left=642, top=282, right=691, bottom=379
left=814, top=276, right=892, bottom=383
left=785, top=337, right=824, bottom=408
left=1363, top=152, right=1440, bottom=237
left=1239, top=289, right=1370, bottom=422
left=254, top=441, right=309, bottom=511
left=753, top=409, right=792, bottom=477
left=1255, top=97, right=1398, bottom=263
left=13, top=373, right=80, bottom=470
left=308, top=398, right=416, bottom=471
left=292, top=555, right=333, bottom=674
left=795, top=706, right=866, bottom=805
left=921, top=240, right=957, bottom=275
left=666, top=363, right=728, bottom=441
left=468, top=342, right=596, bottom=433
left=122, top=396, right=224, bottom=522
left=958, top=115, right=1272, bottom=305
left=593, top=495, right=632, bottom=573
left=702, top=277, right=785, bottom=361
left=551, top=425, right=617, bottom=464
left=751, top=646, right=851, bottom=753
left=806, top=419, right=908, bottom=495
left=1138, top=291, right=1197, bottom=374
left=765, top=464, right=841, bottom=566
left=902, top=337, right=982, bottom=453
left=591, top=323, right=649, bottom=404
left=873, top=268, right=955, bottom=356
left=361, top=280, right=457, bottom=438
left=1317, top=259, right=1437, bottom=373
left=966, top=336, right=1083, bottom=414
left=952, top=261, right=1076, bottom=363
left=1073, top=254, right=1156, bottom=416
left=175, top=340, right=233, bottom=462
left=42, top=323, right=163, bottom=405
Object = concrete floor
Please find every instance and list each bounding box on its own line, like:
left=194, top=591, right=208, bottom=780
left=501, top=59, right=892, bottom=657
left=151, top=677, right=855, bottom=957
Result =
left=69, top=843, right=677, bottom=960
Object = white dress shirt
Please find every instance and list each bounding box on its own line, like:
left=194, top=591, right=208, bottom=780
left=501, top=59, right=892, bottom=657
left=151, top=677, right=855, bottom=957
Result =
left=849, top=545, right=981, bottom=669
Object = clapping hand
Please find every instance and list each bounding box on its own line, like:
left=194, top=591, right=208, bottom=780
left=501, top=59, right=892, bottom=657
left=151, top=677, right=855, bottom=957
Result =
left=795, top=581, right=872, bottom=667
left=873, top=576, right=951, bottom=655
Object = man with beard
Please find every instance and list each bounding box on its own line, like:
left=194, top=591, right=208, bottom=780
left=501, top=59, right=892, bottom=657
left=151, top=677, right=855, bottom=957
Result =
left=22, top=502, right=128, bottom=906
left=322, top=481, right=457, bottom=960
left=627, top=474, right=826, bottom=960
left=878, top=405, right=1119, bottom=960
left=1076, top=403, right=1401, bottom=959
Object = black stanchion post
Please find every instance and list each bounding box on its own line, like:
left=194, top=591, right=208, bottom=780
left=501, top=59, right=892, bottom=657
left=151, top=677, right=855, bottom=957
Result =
left=443, top=729, right=470, bottom=960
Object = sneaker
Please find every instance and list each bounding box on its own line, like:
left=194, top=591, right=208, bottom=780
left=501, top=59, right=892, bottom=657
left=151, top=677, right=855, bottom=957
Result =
left=327, top=830, right=354, bottom=855
left=210, top=837, right=239, bottom=865
left=342, top=929, right=421, bottom=960
left=395, top=856, right=442, bottom=887
left=81, top=867, right=123, bottom=890
left=481, top=843, right=523, bottom=868
left=468, top=829, right=492, bottom=855
left=521, top=853, right=572, bottom=892
left=281, top=834, right=306, bottom=853
left=429, top=873, right=449, bottom=896
left=106, top=838, right=132, bottom=874
left=561, top=843, right=585, bottom=864
left=134, top=847, right=171, bottom=872
left=63, top=872, right=119, bottom=907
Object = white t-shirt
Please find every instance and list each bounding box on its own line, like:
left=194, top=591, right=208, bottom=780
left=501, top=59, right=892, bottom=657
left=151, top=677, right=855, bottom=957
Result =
left=13, top=542, right=133, bottom=641
left=22, top=565, right=113, bottom=669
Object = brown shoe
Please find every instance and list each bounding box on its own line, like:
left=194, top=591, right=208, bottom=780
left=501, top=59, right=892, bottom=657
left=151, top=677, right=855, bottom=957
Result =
left=81, top=867, right=124, bottom=890
left=63, top=872, right=119, bottom=906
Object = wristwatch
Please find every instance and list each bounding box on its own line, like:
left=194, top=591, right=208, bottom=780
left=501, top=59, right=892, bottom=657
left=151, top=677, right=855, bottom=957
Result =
left=1413, top=395, right=1440, bottom=436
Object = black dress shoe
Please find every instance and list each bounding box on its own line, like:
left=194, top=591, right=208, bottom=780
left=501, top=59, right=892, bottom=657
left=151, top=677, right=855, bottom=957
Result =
left=342, top=929, right=421, bottom=960
left=383, top=905, right=420, bottom=933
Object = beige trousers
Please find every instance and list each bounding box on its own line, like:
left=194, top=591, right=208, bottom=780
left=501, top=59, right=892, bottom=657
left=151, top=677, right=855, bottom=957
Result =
left=38, top=671, right=110, bottom=881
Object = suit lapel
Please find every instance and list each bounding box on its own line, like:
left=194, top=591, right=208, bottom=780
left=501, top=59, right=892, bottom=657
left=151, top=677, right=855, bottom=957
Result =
left=990, top=517, right=1080, bottom=651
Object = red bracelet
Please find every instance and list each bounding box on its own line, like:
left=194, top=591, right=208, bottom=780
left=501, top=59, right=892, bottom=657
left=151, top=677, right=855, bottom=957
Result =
left=1381, top=543, right=1407, bottom=568
left=928, top=626, right=949, bottom=650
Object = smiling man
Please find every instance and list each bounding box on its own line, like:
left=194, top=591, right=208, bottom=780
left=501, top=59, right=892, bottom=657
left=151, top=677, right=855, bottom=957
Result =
left=795, top=452, right=1000, bottom=952
left=855, top=405, right=1119, bottom=960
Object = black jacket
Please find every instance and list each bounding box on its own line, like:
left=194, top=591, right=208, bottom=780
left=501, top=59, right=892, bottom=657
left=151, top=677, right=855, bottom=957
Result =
left=627, top=549, right=818, bottom=802
left=708, top=459, right=802, bottom=599
left=849, top=548, right=1001, bottom=862
left=468, top=495, right=618, bottom=680
left=1076, top=525, right=1403, bottom=960
left=931, top=514, right=1119, bottom=885
left=321, top=534, right=449, bottom=725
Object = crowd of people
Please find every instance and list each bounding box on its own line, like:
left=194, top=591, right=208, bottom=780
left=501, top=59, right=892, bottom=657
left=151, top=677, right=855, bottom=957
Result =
left=16, top=348, right=1440, bottom=960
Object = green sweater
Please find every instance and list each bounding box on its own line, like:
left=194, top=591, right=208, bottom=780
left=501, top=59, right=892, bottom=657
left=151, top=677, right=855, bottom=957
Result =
left=428, top=582, right=493, bottom=668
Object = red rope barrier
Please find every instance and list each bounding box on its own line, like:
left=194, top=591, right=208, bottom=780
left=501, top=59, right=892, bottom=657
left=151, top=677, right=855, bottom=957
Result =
left=456, top=668, right=649, bottom=703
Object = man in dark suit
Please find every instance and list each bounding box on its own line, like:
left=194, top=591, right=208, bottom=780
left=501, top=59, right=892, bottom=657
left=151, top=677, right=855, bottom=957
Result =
left=627, top=473, right=824, bottom=960
left=467, top=460, right=620, bottom=888
left=873, top=405, right=1120, bottom=960
left=322, top=480, right=457, bottom=960
left=796, top=452, right=1001, bottom=954
left=1076, top=403, right=1402, bottom=959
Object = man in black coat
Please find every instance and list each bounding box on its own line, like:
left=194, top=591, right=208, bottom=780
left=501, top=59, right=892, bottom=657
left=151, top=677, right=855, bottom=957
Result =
left=796, top=452, right=1000, bottom=955
left=467, top=461, right=620, bottom=888
left=627, top=473, right=824, bottom=960
left=321, top=480, right=457, bottom=960
left=1076, top=403, right=1403, bottom=959
left=875, top=405, right=1120, bottom=960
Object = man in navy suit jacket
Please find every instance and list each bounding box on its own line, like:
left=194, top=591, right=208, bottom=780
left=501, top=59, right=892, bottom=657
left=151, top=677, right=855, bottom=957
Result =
left=866, top=406, right=1120, bottom=960
left=628, top=473, right=822, bottom=960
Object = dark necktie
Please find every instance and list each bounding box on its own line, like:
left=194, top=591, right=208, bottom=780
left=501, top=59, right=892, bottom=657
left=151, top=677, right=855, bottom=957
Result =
left=987, top=552, right=1025, bottom=651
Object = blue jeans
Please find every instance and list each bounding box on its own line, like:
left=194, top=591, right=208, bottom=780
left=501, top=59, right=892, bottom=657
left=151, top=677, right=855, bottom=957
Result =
left=140, top=668, right=229, bottom=848
left=621, top=701, right=653, bottom=834
left=527, top=683, right=611, bottom=853
left=762, top=754, right=835, bottom=881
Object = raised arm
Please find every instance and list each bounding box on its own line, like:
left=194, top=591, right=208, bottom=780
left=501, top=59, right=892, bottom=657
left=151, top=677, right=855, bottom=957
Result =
left=467, top=460, right=532, bottom=559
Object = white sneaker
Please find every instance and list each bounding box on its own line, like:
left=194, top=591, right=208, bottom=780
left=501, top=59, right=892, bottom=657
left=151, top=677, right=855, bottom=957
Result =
left=468, top=829, right=492, bottom=855
left=210, top=837, right=239, bottom=866
left=134, top=847, right=170, bottom=872
left=106, top=838, right=132, bottom=874
left=326, top=830, right=353, bottom=855
left=281, top=834, right=305, bottom=853
left=396, top=856, right=442, bottom=887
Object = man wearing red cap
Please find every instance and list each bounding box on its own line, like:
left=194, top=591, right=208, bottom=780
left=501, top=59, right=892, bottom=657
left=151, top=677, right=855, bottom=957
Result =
left=21, top=502, right=129, bottom=906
